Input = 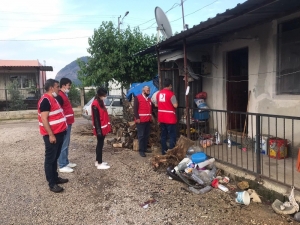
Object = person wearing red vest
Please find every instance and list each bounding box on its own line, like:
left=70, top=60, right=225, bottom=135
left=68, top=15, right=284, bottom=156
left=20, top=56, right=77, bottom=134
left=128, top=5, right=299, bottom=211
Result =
left=134, top=86, right=152, bottom=157
left=91, top=88, right=111, bottom=169
left=56, top=78, right=76, bottom=173
left=38, top=79, right=68, bottom=193
left=155, top=78, right=178, bottom=155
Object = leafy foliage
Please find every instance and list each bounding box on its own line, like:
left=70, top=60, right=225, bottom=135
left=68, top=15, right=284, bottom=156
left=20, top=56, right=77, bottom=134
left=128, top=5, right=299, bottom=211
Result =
left=78, top=21, right=157, bottom=87
left=68, top=85, right=81, bottom=107
left=84, top=88, right=96, bottom=104
left=7, top=80, right=27, bottom=111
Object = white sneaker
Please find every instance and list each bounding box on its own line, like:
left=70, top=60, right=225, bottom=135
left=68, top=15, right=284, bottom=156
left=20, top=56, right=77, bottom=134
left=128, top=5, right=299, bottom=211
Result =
left=59, top=166, right=74, bottom=173
left=97, top=164, right=110, bottom=170
left=67, top=163, right=77, bottom=168
left=95, top=161, right=108, bottom=167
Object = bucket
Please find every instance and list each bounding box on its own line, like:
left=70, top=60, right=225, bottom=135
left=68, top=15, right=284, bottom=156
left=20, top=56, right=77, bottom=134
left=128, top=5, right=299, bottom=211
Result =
left=235, top=191, right=250, bottom=205
left=191, top=152, right=207, bottom=163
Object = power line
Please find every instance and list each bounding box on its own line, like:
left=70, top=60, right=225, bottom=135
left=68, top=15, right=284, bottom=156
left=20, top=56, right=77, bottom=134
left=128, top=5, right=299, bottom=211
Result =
left=0, top=36, right=90, bottom=41
left=170, top=0, right=218, bottom=23
left=136, top=0, right=186, bottom=29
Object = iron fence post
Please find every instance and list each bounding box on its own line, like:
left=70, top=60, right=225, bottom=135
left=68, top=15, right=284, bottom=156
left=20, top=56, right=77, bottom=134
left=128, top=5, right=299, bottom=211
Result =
left=256, top=115, right=261, bottom=174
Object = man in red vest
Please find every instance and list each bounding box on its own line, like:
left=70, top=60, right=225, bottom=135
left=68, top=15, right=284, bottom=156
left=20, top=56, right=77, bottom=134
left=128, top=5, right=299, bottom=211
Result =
left=134, top=86, right=152, bottom=157
left=38, top=79, right=68, bottom=193
left=155, top=78, right=178, bottom=155
left=56, top=78, right=76, bottom=173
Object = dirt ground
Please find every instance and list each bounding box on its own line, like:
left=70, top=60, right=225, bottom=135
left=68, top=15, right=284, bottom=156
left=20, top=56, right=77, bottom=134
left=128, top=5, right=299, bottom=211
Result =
left=0, top=118, right=297, bottom=225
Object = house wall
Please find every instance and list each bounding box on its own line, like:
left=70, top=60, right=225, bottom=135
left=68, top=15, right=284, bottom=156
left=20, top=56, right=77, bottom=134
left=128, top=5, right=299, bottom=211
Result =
left=0, top=68, right=40, bottom=101
left=205, top=11, right=300, bottom=151
left=207, top=11, right=300, bottom=115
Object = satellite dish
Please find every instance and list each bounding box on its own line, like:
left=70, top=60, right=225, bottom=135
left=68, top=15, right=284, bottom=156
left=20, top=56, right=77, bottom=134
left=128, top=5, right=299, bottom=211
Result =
left=155, top=7, right=173, bottom=39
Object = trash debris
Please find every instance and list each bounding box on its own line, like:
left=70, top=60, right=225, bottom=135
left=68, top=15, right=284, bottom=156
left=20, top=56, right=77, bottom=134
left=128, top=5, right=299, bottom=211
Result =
left=272, top=187, right=299, bottom=215
left=288, top=186, right=299, bottom=212
left=222, top=176, right=230, bottom=184
left=294, top=212, right=300, bottom=222
left=211, top=179, right=229, bottom=192
left=235, top=191, right=251, bottom=205
left=139, top=198, right=157, bottom=208
left=272, top=199, right=297, bottom=215
left=237, top=181, right=249, bottom=190
left=247, top=189, right=261, bottom=203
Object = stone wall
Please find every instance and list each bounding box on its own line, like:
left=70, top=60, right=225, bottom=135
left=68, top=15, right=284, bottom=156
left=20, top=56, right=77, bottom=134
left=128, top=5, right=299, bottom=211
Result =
left=0, top=108, right=82, bottom=120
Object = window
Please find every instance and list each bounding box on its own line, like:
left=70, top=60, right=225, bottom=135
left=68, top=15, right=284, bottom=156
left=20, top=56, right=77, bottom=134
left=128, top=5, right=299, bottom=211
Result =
left=8, top=74, right=36, bottom=89
left=277, top=17, right=300, bottom=94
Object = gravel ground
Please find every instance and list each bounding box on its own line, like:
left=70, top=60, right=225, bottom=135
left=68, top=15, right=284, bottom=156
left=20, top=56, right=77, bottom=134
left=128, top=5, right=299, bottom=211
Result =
left=0, top=118, right=296, bottom=225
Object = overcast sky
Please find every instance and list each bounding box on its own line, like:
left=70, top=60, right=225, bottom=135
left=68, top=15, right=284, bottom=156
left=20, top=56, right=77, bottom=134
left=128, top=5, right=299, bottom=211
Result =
left=0, top=0, right=247, bottom=79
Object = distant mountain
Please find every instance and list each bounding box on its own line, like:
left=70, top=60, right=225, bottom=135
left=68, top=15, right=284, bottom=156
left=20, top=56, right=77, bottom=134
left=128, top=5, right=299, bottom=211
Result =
left=55, top=56, right=88, bottom=85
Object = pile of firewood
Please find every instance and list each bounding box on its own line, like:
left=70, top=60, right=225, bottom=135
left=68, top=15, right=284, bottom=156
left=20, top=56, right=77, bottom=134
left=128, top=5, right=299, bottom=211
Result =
left=108, top=117, right=137, bottom=148
left=107, top=98, right=161, bottom=150
left=150, top=135, right=195, bottom=169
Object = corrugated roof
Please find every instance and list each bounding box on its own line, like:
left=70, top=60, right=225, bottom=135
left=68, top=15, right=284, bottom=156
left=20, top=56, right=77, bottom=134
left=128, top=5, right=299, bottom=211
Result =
left=137, top=0, right=300, bottom=56
left=0, top=60, right=53, bottom=71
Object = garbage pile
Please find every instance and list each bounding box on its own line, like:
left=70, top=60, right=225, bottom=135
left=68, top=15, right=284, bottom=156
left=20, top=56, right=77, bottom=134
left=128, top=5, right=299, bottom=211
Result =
left=167, top=145, right=261, bottom=206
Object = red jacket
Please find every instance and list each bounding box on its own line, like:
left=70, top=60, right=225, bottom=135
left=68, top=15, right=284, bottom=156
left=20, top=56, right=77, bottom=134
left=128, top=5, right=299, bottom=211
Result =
left=135, top=94, right=152, bottom=123
left=38, top=94, right=68, bottom=136
left=91, top=99, right=111, bottom=136
left=156, top=89, right=177, bottom=124
left=58, top=90, right=74, bottom=125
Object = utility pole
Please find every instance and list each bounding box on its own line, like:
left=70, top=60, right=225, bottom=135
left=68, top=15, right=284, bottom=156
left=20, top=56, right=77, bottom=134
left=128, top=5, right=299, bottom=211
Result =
left=181, top=0, right=185, bottom=31
left=118, top=11, right=129, bottom=97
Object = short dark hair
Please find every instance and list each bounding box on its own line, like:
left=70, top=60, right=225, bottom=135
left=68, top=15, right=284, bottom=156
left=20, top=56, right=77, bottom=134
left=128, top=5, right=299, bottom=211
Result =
left=44, top=79, right=59, bottom=91
left=164, top=78, right=172, bottom=87
left=60, top=77, right=72, bottom=88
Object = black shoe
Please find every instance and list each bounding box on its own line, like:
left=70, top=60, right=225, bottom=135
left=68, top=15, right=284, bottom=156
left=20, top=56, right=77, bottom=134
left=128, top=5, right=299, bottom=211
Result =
left=139, top=152, right=146, bottom=157
left=50, top=184, right=64, bottom=193
left=56, top=177, right=69, bottom=184
left=145, top=149, right=152, bottom=153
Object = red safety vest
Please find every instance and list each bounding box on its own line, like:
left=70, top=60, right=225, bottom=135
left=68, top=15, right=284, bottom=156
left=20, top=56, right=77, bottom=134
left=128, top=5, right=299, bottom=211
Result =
left=38, top=93, right=68, bottom=136
left=135, top=94, right=152, bottom=123
left=58, top=90, right=74, bottom=125
left=91, top=99, right=111, bottom=136
left=156, top=89, right=177, bottom=124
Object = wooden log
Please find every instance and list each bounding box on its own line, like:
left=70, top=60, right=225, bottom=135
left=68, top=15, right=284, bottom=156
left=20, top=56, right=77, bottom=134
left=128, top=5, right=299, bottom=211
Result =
left=133, top=139, right=139, bottom=151
left=113, top=143, right=124, bottom=148
left=128, top=121, right=135, bottom=127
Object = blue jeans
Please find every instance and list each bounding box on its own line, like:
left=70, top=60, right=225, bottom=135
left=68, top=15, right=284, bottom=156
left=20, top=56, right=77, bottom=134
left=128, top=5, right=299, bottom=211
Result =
left=58, top=124, right=72, bottom=168
left=160, top=123, right=177, bottom=154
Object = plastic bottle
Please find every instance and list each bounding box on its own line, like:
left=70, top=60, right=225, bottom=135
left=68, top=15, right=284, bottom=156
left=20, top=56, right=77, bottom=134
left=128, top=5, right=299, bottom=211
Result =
left=189, top=186, right=201, bottom=194
left=218, top=184, right=229, bottom=192
left=207, top=165, right=217, bottom=180
left=215, top=132, right=220, bottom=144
left=189, top=186, right=213, bottom=194
left=177, top=158, right=191, bottom=171
left=196, top=158, right=215, bottom=169
left=199, top=185, right=213, bottom=194
left=191, top=173, right=205, bottom=185
left=228, top=134, right=231, bottom=148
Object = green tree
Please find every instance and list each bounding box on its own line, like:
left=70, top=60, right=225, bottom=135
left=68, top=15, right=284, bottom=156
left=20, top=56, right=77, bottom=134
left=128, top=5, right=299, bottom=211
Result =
left=68, top=85, right=81, bottom=107
left=84, top=88, right=96, bottom=104
left=7, top=80, right=27, bottom=111
left=77, top=21, right=157, bottom=87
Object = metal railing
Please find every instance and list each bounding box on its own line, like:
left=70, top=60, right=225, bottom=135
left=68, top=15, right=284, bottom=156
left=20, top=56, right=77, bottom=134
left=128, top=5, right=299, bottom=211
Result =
left=177, top=107, right=300, bottom=189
